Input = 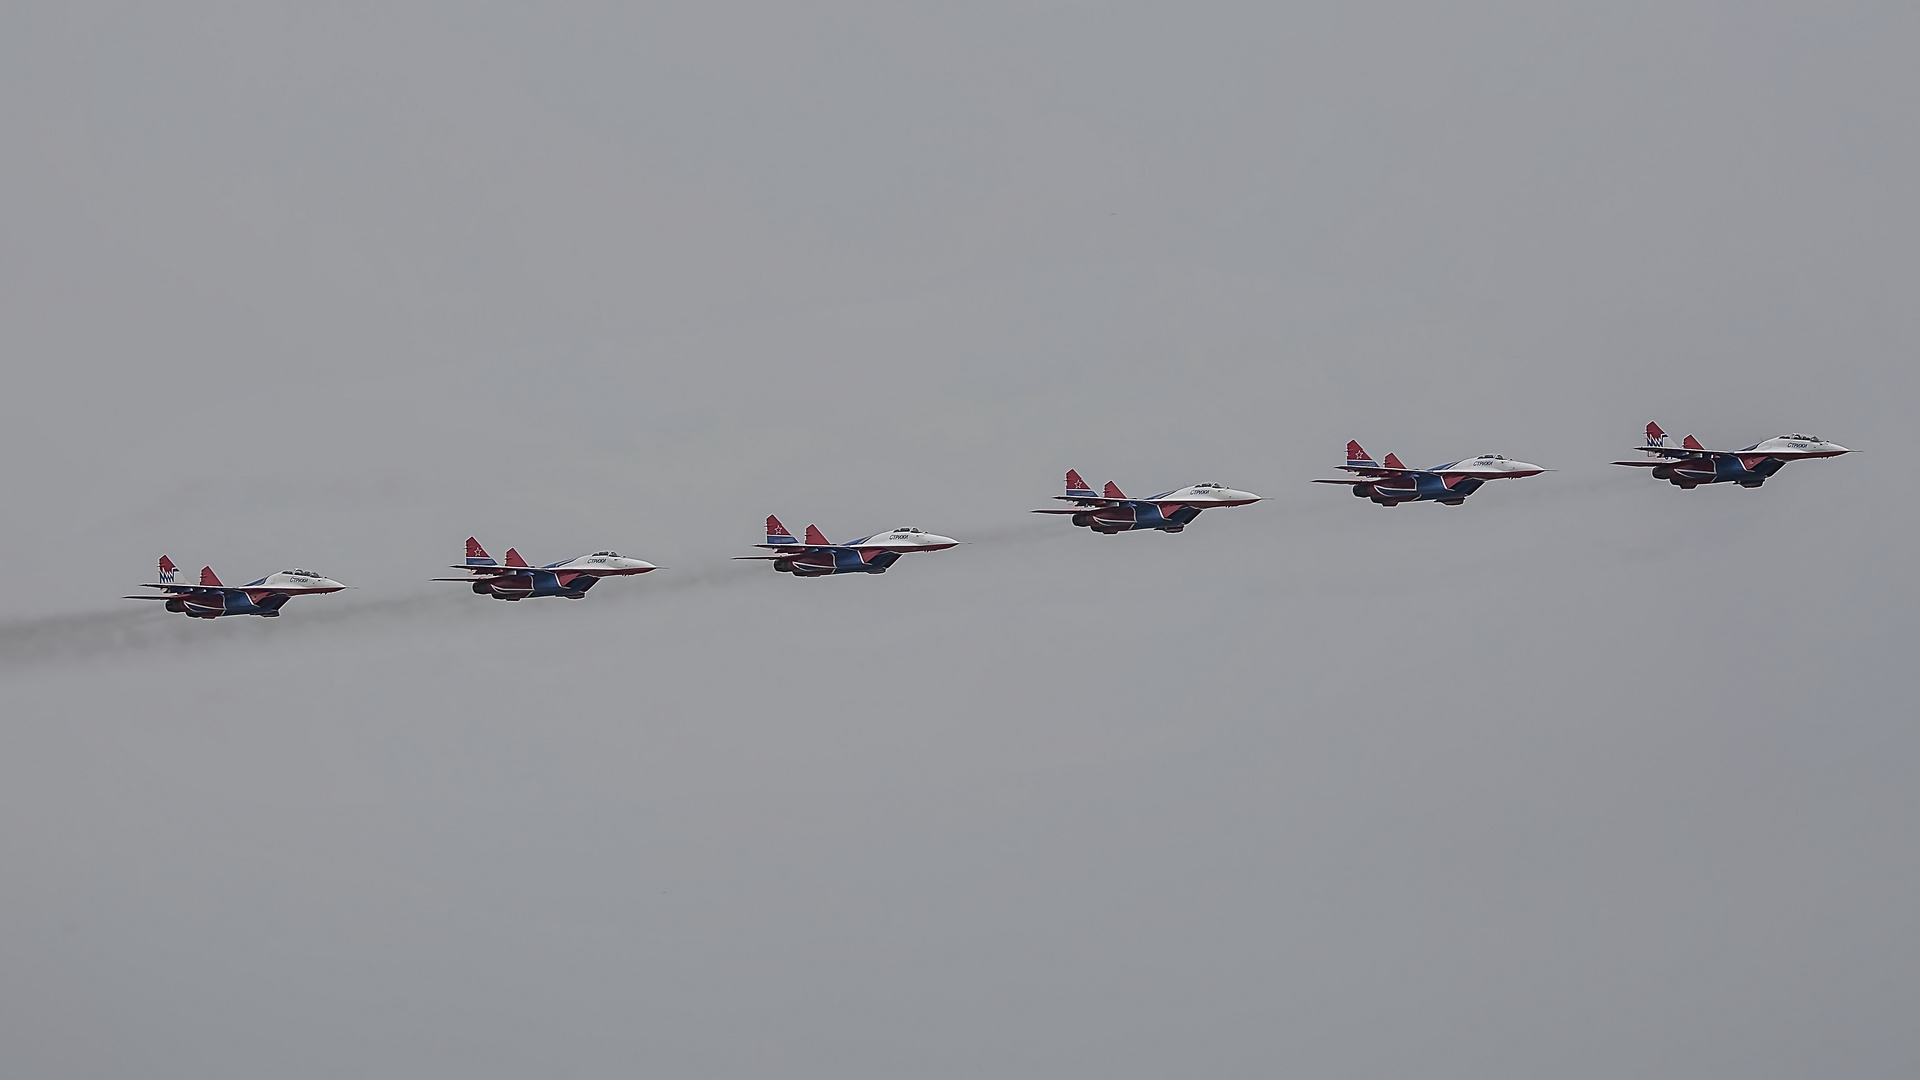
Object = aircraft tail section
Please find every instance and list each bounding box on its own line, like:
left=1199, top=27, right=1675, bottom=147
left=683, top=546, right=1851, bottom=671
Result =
left=1382, top=452, right=1408, bottom=470
left=804, top=524, right=832, bottom=546
left=465, top=537, right=498, bottom=566
left=1103, top=481, right=1127, bottom=500
left=766, top=515, right=798, bottom=545
left=1065, top=470, right=1096, bottom=498
left=503, top=548, right=531, bottom=568
left=1682, top=435, right=1706, bottom=451
left=1346, top=441, right=1378, bottom=468
left=157, top=555, right=178, bottom=582
left=1645, top=422, right=1667, bottom=446
left=200, top=566, right=223, bottom=587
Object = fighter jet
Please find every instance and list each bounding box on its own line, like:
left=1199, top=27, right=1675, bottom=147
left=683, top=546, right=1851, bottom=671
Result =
left=434, top=538, right=658, bottom=600
left=735, top=516, right=959, bottom=576
left=1611, top=422, right=1853, bottom=489
left=1314, top=441, right=1547, bottom=506
left=125, top=555, right=346, bottom=618
left=1032, top=470, right=1262, bottom=534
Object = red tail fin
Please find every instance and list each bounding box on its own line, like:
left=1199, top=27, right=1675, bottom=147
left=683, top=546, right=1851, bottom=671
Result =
left=1103, top=481, right=1127, bottom=499
left=503, top=548, right=530, bottom=568
left=1383, top=452, right=1407, bottom=470
left=1682, top=434, right=1705, bottom=451
left=1346, top=440, right=1374, bottom=465
left=766, top=515, right=797, bottom=543
left=465, top=537, right=497, bottom=566
left=1646, top=421, right=1666, bottom=444
left=199, top=566, right=223, bottom=587
left=1065, top=469, right=1094, bottom=495
left=157, top=555, right=177, bottom=580
left=804, top=525, right=832, bottom=546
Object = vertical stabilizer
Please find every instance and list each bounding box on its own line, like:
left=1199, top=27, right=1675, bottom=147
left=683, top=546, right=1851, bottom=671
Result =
left=1346, top=441, right=1377, bottom=467
left=1103, top=481, right=1128, bottom=500
left=766, top=515, right=798, bottom=545
left=1645, top=422, right=1667, bottom=446
left=1382, top=452, right=1408, bottom=470
left=804, top=525, right=832, bottom=546
left=465, top=537, right=498, bottom=566
left=503, top=548, right=530, bottom=568
left=1682, top=435, right=1706, bottom=451
left=1065, top=470, right=1096, bottom=498
left=199, top=566, right=223, bottom=587
left=157, top=555, right=177, bottom=582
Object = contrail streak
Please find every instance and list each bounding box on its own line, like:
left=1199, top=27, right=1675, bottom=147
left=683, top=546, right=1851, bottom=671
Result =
left=0, top=478, right=1636, bottom=673
left=0, top=560, right=768, bottom=672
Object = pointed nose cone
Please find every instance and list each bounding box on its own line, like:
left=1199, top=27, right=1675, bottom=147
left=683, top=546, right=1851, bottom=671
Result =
left=920, top=533, right=961, bottom=550
left=1506, top=461, right=1547, bottom=477
left=1826, top=443, right=1854, bottom=455
left=316, top=577, right=348, bottom=590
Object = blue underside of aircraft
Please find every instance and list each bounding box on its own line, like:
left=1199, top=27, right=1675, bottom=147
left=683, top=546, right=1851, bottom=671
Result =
left=1078, top=503, right=1204, bottom=532
left=476, top=570, right=602, bottom=598
left=777, top=549, right=902, bottom=575
left=1648, top=455, right=1786, bottom=487
left=1355, top=473, right=1487, bottom=503
left=165, top=590, right=291, bottom=617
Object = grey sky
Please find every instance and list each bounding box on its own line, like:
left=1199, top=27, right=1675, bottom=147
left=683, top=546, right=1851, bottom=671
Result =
left=3, top=2, right=1916, bottom=1077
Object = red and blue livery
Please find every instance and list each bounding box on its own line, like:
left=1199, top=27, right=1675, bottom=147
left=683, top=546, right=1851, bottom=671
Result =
left=125, top=556, right=347, bottom=618
left=1032, top=470, right=1262, bottom=534
left=1314, top=441, right=1546, bottom=506
left=736, top=516, right=959, bottom=576
left=434, top=537, right=659, bottom=600
left=1610, top=422, right=1852, bottom=489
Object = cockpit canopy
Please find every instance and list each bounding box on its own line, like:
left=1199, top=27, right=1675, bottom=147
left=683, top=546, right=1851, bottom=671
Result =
left=589, top=550, right=621, bottom=557
left=1476, top=454, right=1509, bottom=461
left=892, top=527, right=922, bottom=533
left=283, top=569, right=319, bottom=577
left=1782, top=434, right=1819, bottom=442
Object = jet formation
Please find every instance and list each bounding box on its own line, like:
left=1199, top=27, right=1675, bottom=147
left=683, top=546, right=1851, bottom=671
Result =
left=124, top=421, right=1855, bottom=617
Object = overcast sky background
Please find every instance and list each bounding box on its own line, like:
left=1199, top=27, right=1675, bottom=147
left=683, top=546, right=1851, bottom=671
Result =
left=3, top=2, right=1917, bottom=1077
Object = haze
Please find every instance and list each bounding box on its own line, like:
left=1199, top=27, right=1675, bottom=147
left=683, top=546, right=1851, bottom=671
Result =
left=3, top=3, right=1916, bottom=1077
